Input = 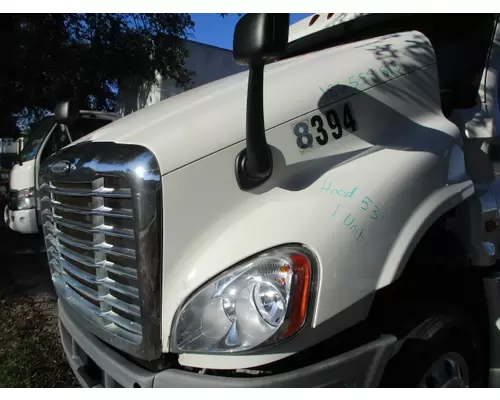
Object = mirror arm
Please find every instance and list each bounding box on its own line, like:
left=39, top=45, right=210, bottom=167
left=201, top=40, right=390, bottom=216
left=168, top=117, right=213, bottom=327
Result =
left=235, top=63, right=273, bottom=190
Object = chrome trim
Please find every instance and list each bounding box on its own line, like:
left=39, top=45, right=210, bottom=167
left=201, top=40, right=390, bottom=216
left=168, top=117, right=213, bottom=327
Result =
left=44, top=197, right=134, bottom=219
left=43, top=182, right=132, bottom=198
left=44, top=214, right=134, bottom=239
left=39, top=142, right=162, bottom=360
left=483, top=241, right=497, bottom=257
left=51, top=161, right=71, bottom=175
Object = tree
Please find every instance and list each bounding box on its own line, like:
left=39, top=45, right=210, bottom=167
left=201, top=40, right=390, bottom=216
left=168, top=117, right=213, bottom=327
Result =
left=0, top=13, right=198, bottom=137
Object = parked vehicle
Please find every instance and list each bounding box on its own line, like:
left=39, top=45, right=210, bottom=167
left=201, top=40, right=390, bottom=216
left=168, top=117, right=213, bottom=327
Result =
left=5, top=108, right=117, bottom=234
left=39, top=13, right=500, bottom=387
left=0, top=138, right=21, bottom=189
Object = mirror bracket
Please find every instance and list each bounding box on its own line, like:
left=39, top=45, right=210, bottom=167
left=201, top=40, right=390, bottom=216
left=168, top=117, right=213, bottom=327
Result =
left=235, top=63, right=274, bottom=190
left=233, top=14, right=289, bottom=190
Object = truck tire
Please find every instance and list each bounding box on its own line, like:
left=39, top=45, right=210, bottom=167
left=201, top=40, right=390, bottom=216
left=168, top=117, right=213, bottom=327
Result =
left=379, top=307, right=486, bottom=388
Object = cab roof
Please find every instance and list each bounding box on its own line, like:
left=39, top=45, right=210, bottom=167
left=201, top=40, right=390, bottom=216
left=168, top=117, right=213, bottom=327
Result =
left=288, top=13, right=370, bottom=43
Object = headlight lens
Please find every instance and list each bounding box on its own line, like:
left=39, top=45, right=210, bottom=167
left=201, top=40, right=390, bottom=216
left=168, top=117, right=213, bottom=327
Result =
left=172, top=246, right=314, bottom=354
left=13, top=187, right=36, bottom=210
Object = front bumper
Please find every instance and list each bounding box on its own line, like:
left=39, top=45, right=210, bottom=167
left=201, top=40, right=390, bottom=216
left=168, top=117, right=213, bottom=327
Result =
left=4, top=205, right=39, bottom=234
left=59, top=300, right=397, bottom=388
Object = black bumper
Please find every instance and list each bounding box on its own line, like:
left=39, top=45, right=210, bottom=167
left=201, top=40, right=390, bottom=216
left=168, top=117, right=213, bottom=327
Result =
left=59, top=300, right=397, bottom=388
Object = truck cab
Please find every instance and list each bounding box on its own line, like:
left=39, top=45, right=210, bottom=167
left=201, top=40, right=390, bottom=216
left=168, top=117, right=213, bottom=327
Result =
left=5, top=108, right=116, bottom=234
left=39, top=13, right=500, bottom=387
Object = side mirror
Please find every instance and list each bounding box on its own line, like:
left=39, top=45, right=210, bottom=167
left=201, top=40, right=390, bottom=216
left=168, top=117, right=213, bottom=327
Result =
left=234, top=13, right=290, bottom=66
left=233, top=14, right=289, bottom=190
left=54, top=99, right=79, bottom=125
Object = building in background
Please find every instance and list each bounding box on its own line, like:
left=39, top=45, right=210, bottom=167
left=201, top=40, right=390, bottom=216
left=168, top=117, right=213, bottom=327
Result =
left=116, top=40, right=247, bottom=117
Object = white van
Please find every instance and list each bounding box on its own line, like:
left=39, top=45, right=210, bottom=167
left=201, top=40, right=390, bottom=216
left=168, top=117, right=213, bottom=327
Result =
left=5, top=109, right=116, bottom=234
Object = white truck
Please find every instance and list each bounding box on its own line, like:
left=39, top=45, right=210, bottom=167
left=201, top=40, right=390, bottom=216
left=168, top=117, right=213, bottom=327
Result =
left=4, top=107, right=117, bottom=234
left=0, top=138, right=19, bottom=191
left=38, top=13, right=500, bottom=387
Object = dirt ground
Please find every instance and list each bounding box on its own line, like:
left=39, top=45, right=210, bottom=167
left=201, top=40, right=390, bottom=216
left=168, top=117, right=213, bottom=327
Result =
left=0, top=200, right=78, bottom=387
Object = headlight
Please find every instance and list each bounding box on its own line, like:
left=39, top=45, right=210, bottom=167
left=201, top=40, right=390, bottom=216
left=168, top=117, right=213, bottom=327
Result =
left=172, top=245, right=314, bottom=354
left=12, top=187, right=36, bottom=210
left=0, top=172, right=8, bottom=180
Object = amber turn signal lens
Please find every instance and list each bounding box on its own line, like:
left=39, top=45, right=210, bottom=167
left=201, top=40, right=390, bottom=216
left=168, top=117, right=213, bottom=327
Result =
left=283, top=253, right=311, bottom=338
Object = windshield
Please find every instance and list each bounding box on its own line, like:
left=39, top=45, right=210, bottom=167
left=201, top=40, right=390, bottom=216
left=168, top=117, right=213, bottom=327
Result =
left=288, top=13, right=370, bottom=43
left=284, top=14, right=407, bottom=60
left=69, top=117, right=113, bottom=141
left=19, top=115, right=114, bottom=163
left=19, top=116, right=57, bottom=162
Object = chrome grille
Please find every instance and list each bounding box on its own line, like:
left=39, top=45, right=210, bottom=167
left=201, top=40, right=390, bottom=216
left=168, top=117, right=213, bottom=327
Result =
left=42, top=178, right=143, bottom=343
left=39, top=142, right=162, bottom=360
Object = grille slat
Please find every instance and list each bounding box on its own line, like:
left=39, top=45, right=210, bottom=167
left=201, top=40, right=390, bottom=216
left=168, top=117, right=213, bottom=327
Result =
left=58, top=270, right=141, bottom=318
left=44, top=213, right=134, bottom=240
left=47, top=246, right=138, bottom=281
left=62, top=271, right=100, bottom=301
left=106, top=312, right=142, bottom=336
left=42, top=182, right=132, bottom=198
left=49, top=238, right=98, bottom=266
left=43, top=197, right=133, bottom=219
left=60, top=257, right=97, bottom=284
left=60, top=258, right=139, bottom=301
left=53, top=226, right=136, bottom=260
left=42, top=175, right=144, bottom=343
left=49, top=258, right=62, bottom=274
left=103, top=295, right=141, bottom=317
left=99, top=278, right=139, bottom=299
left=55, top=276, right=142, bottom=342
left=49, top=241, right=138, bottom=280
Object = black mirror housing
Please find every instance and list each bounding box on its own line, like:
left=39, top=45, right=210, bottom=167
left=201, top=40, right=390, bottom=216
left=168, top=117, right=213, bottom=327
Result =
left=232, top=14, right=290, bottom=190
left=233, top=13, right=290, bottom=66
left=54, top=99, right=79, bottom=125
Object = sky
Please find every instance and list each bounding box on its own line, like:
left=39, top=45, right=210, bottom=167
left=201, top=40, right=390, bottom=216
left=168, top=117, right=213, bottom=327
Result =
left=190, top=13, right=313, bottom=50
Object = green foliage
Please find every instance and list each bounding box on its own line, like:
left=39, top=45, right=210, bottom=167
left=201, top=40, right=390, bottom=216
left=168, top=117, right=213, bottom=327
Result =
left=1, top=13, right=198, bottom=137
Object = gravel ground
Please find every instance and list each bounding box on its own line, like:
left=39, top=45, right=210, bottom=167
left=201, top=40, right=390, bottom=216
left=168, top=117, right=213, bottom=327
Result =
left=0, top=200, right=78, bottom=387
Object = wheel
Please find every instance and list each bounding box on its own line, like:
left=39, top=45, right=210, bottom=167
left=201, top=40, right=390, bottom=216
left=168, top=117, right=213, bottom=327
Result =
left=379, top=307, right=486, bottom=388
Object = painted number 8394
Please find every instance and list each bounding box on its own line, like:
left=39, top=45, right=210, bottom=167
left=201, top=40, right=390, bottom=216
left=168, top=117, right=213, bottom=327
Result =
left=292, top=102, right=358, bottom=150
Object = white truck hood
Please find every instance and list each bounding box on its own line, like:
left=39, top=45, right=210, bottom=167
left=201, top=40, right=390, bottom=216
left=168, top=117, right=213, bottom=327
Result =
left=70, top=29, right=434, bottom=176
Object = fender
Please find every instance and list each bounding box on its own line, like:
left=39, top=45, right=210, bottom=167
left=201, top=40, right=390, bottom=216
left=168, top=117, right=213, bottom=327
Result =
left=376, top=179, right=475, bottom=289
left=154, top=31, right=480, bottom=370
